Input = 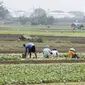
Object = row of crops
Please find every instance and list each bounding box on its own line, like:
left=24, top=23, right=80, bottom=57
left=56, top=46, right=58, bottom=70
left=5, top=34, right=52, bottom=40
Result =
left=0, top=63, right=85, bottom=84
left=0, top=53, right=85, bottom=84
left=0, top=53, right=85, bottom=60
left=0, top=54, right=22, bottom=60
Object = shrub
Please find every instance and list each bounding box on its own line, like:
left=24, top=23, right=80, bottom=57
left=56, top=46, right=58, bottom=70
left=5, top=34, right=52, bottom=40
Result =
left=29, top=37, right=43, bottom=43
left=36, top=37, right=43, bottom=42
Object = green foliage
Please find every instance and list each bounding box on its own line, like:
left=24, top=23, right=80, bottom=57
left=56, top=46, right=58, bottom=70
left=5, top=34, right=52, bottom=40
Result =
left=0, top=2, right=10, bottom=19
left=0, top=54, right=21, bottom=60
left=46, top=16, right=55, bottom=25
left=63, top=53, right=68, bottom=57
left=29, top=37, right=43, bottom=43
left=77, top=53, right=85, bottom=59
left=36, top=37, right=43, bottom=42
left=0, top=63, right=85, bottom=84
left=30, top=8, right=54, bottom=25
left=18, top=16, right=29, bottom=25
left=22, top=53, right=26, bottom=58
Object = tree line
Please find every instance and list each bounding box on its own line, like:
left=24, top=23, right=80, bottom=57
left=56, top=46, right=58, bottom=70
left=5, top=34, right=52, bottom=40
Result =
left=0, top=2, right=84, bottom=25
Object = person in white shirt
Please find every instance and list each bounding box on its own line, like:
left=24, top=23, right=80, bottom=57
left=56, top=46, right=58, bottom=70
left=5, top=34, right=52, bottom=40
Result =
left=51, top=49, right=59, bottom=57
left=43, top=45, right=52, bottom=58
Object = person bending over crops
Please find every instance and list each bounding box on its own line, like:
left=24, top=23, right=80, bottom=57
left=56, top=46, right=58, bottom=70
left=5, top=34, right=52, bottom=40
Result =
left=51, top=49, right=59, bottom=57
left=43, top=45, right=52, bottom=58
left=23, top=43, right=37, bottom=58
left=68, top=48, right=79, bottom=58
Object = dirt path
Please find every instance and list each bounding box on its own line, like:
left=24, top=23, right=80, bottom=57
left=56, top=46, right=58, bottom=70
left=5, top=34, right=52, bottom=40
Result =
left=0, top=59, right=85, bottom=64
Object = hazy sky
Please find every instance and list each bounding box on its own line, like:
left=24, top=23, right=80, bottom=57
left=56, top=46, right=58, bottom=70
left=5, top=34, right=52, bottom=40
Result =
left=1, top=0, right=85, bottom=12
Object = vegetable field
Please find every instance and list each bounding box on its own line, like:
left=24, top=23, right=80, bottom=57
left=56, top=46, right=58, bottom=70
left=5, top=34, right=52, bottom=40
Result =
left=0, top=24, right=85, bottom=85
left=0, top=63, right=85, bottom=85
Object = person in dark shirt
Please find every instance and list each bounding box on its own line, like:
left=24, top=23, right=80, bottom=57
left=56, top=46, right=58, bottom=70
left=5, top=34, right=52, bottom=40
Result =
left=23, top=43, right=37, bottom=58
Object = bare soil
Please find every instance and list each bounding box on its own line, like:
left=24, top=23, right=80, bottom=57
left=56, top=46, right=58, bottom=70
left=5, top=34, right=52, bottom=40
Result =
left=0, top=59, right=85, bottom=64
left=0, top=34, right=85, bottom=53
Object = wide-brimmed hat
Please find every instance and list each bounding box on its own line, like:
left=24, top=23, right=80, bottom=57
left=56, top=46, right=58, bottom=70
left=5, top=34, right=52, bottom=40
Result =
left=70, top=48, right=75, bottom=51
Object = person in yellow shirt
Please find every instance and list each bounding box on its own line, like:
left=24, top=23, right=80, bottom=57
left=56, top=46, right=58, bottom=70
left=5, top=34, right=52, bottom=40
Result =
left=68, top=48, right=79, bottom=58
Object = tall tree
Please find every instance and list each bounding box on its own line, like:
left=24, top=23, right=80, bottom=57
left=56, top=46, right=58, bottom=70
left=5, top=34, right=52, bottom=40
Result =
left=18, top=15, right=29, bottom=25
left=47, top=16, right=55, bottom=25
left=0, top=2, right=10, bottom=19
left=30, top=8, right=47, bottom=25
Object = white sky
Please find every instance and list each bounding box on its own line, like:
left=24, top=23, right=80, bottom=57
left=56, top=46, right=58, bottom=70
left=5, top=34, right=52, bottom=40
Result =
left=1, top=0, right=85, bottom=12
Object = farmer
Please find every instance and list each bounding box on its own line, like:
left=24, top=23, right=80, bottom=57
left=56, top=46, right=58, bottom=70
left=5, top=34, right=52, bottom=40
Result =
left=23, top=42, right=37, bottom=58
left=43, top=45, right=52, bottom=58
left=68, top=48, right=79, bottom=58
left=51, top=49, right=59, bottom=57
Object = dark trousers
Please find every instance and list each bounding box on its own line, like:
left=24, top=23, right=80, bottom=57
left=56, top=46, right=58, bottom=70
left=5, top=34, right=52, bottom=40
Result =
left=72, top=54, right=79, bottom=58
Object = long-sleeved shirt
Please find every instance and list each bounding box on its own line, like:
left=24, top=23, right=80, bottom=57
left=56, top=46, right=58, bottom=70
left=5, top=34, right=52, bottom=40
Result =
left=43, top=48, right=51, bottom=57
left=68, top=50, right=75, bottom=57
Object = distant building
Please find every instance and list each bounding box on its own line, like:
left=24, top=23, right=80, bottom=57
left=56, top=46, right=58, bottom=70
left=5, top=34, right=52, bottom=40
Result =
left=46, top=10, right=75, bottom=18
